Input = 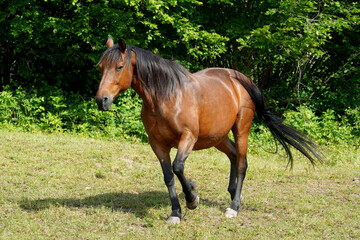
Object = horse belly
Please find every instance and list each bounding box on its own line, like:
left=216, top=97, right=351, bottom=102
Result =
left=194, top=100, right=238, bottom=150
left=194, top=118, right=236, bottom=150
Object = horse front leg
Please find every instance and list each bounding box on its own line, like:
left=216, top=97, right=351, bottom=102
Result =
left=149, top=141, right=182, bottom=224
left=160, top=158, right=183, bottom=224
left=172, top=130, right=200, bottom=211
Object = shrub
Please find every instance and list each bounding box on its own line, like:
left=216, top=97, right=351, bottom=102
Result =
left=0, top=86, right=146, bottom=141
left=0, top=86, right=358, bottom=146
left=283, top=106, right=358, bottom=145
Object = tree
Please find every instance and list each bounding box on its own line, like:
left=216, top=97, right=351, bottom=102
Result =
left=1, top=0, right=359, bottom=114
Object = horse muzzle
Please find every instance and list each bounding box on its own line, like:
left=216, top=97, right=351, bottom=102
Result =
left=95, top=95, right=113, bottom=111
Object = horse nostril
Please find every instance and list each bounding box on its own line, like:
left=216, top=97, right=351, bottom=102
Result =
left=96, top=95, right=112, bottom=111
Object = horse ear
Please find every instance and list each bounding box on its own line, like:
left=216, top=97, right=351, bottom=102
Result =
left=118, top=38, right=126, bottom=53
left=106, top=37, right=114, bottom=48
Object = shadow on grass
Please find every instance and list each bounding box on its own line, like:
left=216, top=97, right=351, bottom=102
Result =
left=19, top=191, right=231, bottom=219
left=19, top=191, right=171, bottom=218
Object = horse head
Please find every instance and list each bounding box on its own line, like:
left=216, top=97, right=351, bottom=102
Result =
left=96, top=37, right=134, bottom=111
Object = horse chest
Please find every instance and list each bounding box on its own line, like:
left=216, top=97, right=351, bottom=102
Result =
left=141, top=110, right=186, bottom=147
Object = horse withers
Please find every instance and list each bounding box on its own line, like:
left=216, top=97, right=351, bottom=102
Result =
left=95, top=37, right=322, bottom=224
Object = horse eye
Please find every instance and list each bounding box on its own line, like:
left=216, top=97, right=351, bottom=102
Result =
left=116, top=66, right=124, bottom=71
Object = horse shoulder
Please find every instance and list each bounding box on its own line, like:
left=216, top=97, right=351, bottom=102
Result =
left=140, top=94, right=200, bottom=148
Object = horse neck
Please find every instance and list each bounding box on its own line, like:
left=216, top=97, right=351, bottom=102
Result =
left=131, top=75, right=155, bottom=111
left=126, top=51, right=155, bottom=111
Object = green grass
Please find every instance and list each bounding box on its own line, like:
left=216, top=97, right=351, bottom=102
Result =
left=0, top=129, right=359, bottom=239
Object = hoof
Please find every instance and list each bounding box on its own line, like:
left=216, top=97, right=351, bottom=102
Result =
left=225, top=208, right=238, bottom=218
left=186, top=196, right=200, bottom=210
left=166, top=216, right=181, bottom=224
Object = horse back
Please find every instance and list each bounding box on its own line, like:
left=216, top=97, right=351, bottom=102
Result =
left=192, top=68, right=255, bottom=111
left=189, top=68, right=255, bottom=148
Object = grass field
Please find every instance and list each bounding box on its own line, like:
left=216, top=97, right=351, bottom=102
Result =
left=0, top=129, right=359, bottom=239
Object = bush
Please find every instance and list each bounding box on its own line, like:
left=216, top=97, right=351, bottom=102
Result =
left=247, top=106, right=359, bottom=156
left=0, top=85, right=147, bottom=141
left=283, top=106, right=358, bottom=145
left=0, top=86, right=358, bottom=146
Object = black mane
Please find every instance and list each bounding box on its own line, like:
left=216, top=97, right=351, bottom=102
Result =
left=99, top=44, right=189, bottom=99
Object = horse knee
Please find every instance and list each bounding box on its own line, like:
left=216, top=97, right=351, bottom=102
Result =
left=172, top=160, right=184, bottom=176
left=164, top=174, right=175, bottom=187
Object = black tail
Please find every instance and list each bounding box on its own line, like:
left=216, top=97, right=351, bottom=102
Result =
left=234, top=71, right=323, bottom=166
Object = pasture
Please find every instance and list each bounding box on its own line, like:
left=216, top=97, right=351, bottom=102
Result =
left=0, top=129, right=359, bottom=239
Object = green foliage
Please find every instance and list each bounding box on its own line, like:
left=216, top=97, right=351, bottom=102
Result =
left=1, top=87, right=359, bottom=146
left=247, top=106, right=359, bottom=156
left=229, top=0, right=360, bottom=113
left=345, top=107, right=360, bottom=136
left=0, top=0, right=359, bottom=142
left=0, top=86, right=147, bottom=141
left=283, top=107, right=358, bottom=145
left=2, top=1, right=359, bottom=105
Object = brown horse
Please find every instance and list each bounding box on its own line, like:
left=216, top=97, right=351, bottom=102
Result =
left=96, top=37, right=322, bottom=224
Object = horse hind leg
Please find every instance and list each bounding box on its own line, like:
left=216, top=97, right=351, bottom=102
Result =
left=225, top=107, right=254, bottom=218
left=215, top=137, right=237, bottom=200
